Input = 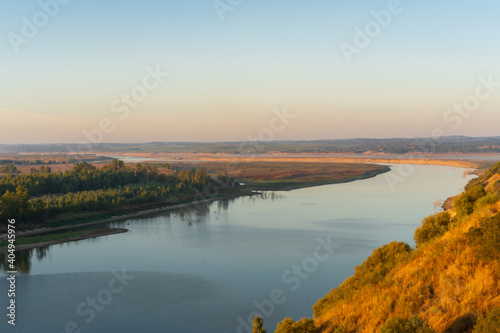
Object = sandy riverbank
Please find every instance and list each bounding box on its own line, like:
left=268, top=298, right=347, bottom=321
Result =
left=98, top=152, right=486, bottom=169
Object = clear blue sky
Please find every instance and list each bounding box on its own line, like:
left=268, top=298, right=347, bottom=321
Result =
left=1, top=0, right=499, bottom=144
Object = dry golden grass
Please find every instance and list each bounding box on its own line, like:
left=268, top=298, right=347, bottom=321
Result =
left=197, top=154, right=479, bottom=169
left=168, top=161, right=389, bottom=190
left=314, top=175, right=500, bottom=333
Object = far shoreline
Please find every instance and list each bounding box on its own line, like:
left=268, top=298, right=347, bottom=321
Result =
left=96, top=151, right=490, bottom=169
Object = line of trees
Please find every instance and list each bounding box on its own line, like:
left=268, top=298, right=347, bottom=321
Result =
left=0, top=164, right=21, bottom=175
left=0, top=159, right=63, bottom=166
left=0, top=160, right=216, bottom=226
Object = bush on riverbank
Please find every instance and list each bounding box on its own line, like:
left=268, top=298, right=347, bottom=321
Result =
left=474, top=307, right=500, bottom=333
left=454, top=185, right=486, bottom=217
left=414, top=212, right=453, bottom=248
left=275, top=318, right=318, bottom=333
left=467, top=212, right=500, bottom=261
left=379, top=315, right=434, bottom=333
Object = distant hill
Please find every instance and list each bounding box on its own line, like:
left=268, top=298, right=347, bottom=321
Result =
left=2, top=136, right=500, bottom=155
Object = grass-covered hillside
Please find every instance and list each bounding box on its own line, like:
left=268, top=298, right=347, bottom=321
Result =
left=276, top=162, right=500, bottom=333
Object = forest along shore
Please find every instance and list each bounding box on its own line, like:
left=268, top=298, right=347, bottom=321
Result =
left=0, top=192, right=255, bottom=252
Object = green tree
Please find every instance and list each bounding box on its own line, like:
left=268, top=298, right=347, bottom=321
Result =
left=217, top=171, right=230, bottom=184
left=275, top=317, right=318, bottom=333
left=351, top=241, right=412, bottom=287
left=0, top=164, right=21, bottom=174
left=135, top=163, right=159, bottom=182
left=414, top=212, right=453, bottom=248
left=380, top=315, right=434, bottom=333
left=102, top=159, right=126, bottom=172
left=72, top=162, right=97, bottom=174
left=40, top=166, right=52, bottom=174
left=194, top=168, right=208, bottom=185
left=252, top=316, right=267, bottom=333
left=467, top=213, right=500, bottom=261
left=455, top=185, right=486, bottom=217
left=0, top=185, right=30, bottom=223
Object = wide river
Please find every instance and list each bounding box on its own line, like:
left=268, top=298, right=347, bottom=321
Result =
left=1, top=165, right=475, bottom=333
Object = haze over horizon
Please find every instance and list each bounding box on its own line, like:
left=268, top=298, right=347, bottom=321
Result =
left=1, top=0, right=499, bottom=144
left=2, top=135, right=500, bottom=147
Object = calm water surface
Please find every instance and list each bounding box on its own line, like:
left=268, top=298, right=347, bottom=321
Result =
left=1, top=165, right=475, bottom=333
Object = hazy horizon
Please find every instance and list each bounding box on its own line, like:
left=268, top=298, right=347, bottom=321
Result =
left=1, top=0, right=499, bottom=144
left=2, top=135, right=500, bottom=147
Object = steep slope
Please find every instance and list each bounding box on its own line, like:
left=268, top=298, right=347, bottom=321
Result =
left=277, top=162, right=500, bottom=333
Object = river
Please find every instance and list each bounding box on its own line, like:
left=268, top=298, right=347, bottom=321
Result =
left=0, top=164, right=475, bottom=333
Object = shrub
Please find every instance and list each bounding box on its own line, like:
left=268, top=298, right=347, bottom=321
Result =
left=475, top=192, right=500, bottom=208
left=465, top=161, right=500, bottom=191
left=252, top=316, right=266, bottom=333
left=474, top=307, right=500, bottom=333
left=444, top=313, right=476, bottom=333
left=0, top=164, right=21, bottom=175
left=494, top=180, right=500, bottom=192
left=414, top=212, right=453, bottom=248
left=275, top=317, right=319, bottom=333
left=351, top=241, right=412, bottom=287
left=314, top=242, right=412, bottom=318
left=467, top=212, right=500, bottom=261
left=379, top=315, right=434, bottom=333
left=455, top=185, right=486, bottom=217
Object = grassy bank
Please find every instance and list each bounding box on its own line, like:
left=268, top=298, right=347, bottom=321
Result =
left=170, top=161, right=391, bottom=191
left=240, top=165, right=390, bottom=190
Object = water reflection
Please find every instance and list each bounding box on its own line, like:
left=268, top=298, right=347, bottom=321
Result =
left=0, top=246, right=50, bottom=274
left=0, top=191, right=285, bottom=274
left=164, top=192, right=284, bottom=225
left=217, top=199, right=230, bottom=212
left=173, top=205, right=210, bottom=225
left=251, top=191, right=285, bottom=202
